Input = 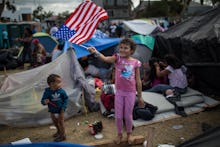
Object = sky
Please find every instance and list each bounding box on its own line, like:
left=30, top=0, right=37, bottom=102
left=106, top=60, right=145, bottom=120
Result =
left=12, top=0, right=83, bottom=14
left=10, top=0, right=140, bottom=15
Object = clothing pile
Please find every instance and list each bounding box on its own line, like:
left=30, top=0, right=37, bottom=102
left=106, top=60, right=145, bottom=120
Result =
left=0, top=49, right=18, bottom=70
left=100, top=84, right=115, bottom=117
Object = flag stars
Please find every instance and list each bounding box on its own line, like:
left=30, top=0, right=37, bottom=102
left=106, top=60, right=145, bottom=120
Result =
left=54, top=25, right=76, bottom=41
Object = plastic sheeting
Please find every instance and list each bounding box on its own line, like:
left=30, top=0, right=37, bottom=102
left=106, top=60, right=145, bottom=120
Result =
left=0, top=49, right=98, bottom=127
left=153, top=7, right=220, bottom=62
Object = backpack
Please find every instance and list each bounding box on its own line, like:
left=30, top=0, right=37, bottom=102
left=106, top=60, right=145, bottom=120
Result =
left=100, top=92, right=115, bottom=112
left=133, top=101, right=158, bottom=120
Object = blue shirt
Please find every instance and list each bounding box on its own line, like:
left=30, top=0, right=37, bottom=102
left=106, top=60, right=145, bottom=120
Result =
left=2, top=30, right=8, bottom=39
left=41, top=87, right=68, bottom=113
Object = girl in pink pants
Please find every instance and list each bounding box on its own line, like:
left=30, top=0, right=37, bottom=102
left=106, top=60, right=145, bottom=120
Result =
left=88, top=38, right=145, bottom=144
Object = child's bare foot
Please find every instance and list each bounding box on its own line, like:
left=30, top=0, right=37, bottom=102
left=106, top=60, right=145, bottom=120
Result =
left=114, top=134, right=122, bottom=145
left=127, top=133, right=133, bottom=145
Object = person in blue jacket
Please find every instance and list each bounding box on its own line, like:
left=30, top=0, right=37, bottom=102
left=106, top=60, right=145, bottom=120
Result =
left=41, top=74, right=68, bottom=142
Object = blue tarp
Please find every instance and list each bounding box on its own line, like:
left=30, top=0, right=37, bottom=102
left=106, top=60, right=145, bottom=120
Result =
left=0, top=142, right=92, bottom=147
left=63, top=37, right=121, bottom=59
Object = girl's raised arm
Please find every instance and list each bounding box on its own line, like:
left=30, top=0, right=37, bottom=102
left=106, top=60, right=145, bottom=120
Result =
left=87, top=47, right=116, bottom=63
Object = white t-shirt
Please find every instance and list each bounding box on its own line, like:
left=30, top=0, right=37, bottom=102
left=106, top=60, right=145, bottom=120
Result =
left=165, top=65, right=188, bottom=88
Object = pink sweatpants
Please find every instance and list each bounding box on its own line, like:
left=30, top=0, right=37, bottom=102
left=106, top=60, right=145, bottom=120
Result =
left=114, top=90, right=136, bottom=134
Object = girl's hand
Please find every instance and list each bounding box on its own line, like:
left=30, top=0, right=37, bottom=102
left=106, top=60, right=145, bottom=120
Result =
left=159, top=61, right=167, bottom=67
left=87, top=47, right=97, bottom=54
left=44, top=99, right=50, bottom=105
left=138, top=98, right=145, bottom=108
left=154, top=62, right=159, bottom=67
left=143, top=62, right=149, bottom=69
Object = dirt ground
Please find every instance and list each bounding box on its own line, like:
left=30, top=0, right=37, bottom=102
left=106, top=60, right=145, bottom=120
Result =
left=0, top=96, right=220, bottom=146
left=0, top=68, right=220, bottom=146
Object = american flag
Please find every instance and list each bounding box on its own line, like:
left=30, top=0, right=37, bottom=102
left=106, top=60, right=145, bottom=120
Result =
left=54, top=0, right=108, bottom=45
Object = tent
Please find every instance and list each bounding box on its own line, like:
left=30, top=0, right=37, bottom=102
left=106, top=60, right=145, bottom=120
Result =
left=131, top=34, right=155, bottom=50
left=122, top=19, right=157, bottom=35
left=33, top=32, right=58, bottom=53
left=0, top=49, right=99, bottom=127
left=152, top=7, right=220, bottom=95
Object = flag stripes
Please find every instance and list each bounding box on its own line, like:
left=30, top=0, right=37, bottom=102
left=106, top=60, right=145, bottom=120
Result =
left=56, top=0, right=108, bottom=45
left=69, top=9, right=108, bottom=44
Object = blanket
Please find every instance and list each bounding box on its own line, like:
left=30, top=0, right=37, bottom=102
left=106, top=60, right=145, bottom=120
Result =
left=133, top=88, right=219, bottom=127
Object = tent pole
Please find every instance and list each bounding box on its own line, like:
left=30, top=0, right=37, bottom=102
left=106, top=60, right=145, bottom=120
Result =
left=81, top=88, right=88, bottom=116
left=3, top=66, right=7, bottom=76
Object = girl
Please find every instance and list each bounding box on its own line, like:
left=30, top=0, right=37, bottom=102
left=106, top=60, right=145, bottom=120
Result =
left=142, top=57, right=168, bottom=90
left=88, top=38, right=145, bottom=145
left=41, top=74, right=68, bottom=142
left=147, top=54, right=188, bottom=116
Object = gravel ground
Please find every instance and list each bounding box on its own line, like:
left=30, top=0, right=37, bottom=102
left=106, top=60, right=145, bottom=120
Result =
left=0, top=98, right=219, bottom=146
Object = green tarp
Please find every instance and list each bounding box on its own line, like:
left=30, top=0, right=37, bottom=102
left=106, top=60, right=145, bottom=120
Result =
left=132, top=34, right=155, bottom=50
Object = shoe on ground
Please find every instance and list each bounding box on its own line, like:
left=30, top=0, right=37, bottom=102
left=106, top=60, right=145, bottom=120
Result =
left=54, top=135, right=66, bottom=142
left=175, top=106, right=187, bottom=117
left=103, top=111, right=111, bottom=116
left=150, top=106, right=158, bottom=114
left=52, top=132, right=59, bottom=138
